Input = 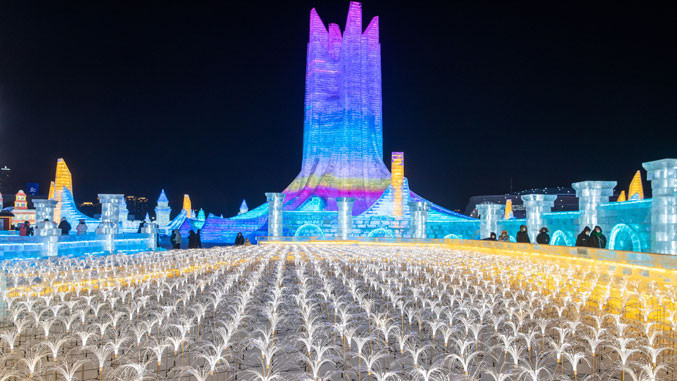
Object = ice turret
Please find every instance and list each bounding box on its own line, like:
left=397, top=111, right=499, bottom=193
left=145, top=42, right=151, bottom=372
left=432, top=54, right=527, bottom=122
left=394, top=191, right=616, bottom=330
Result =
left=155, top=189, right=171, bottom=228
left=504, top=199, right=514, bottom=219
left=50, top=159, right=74, bottom=221
left=158, top=189, right=169, bottom=203
left=239, top=199, right=249, bottom=215
left=183, top=194, right=192, bottom=219
left=628, top=170, right=644, bottom=200
left=195, top=208, right=206, bottom=230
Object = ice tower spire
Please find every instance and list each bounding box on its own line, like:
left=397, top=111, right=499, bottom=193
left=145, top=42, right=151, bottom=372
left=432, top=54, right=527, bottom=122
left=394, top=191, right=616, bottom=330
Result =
left=309, top=8, right=328, bottom=41
left=344, top=1, right=362, bottom=36
left=283, top=2, right=391, bottom=214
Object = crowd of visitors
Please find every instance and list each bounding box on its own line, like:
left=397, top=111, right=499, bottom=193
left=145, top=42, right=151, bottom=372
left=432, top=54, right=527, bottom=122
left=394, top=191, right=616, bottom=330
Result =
left=169, top=229, right=252, bottom=249
left=482, top=224, right=607, bottom=249
left=12, top=215, right=610, bottom=251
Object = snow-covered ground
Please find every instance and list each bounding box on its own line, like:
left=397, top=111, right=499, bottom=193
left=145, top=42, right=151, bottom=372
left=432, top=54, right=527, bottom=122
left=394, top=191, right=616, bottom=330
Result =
left=0, top=244, right=673, bottom=380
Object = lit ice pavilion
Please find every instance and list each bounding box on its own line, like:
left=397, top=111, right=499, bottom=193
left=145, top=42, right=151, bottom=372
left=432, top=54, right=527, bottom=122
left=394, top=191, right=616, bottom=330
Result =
left=167, top=2, right=677, bottom=255
left=179, top=2, right=475, bottom=244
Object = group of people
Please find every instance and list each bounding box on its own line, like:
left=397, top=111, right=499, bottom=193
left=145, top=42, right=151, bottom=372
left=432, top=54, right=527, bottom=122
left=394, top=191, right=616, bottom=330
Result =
left=483, top=224, right=607, bottom=249
left=170, top=229, right=203, bottom=249
left=168, top=230, right=252, bottom=249
left=234, top=232, right=251, bottom=246
left=16, top=218, right=88, bottom=237
left=575, top=225, right=607, bottom=248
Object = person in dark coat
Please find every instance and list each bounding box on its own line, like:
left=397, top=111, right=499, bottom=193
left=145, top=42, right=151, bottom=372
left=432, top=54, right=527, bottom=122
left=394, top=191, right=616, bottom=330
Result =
left=58, top=218, right=71, bottom=235
left=576, top=226, right=591, bottom=247
left=589, top=226, right=607, bottom=249
left=196, top=229, right=202, bottom=248
left=188, top=230, right=196, bottom=248
left=234, top=232, right=245, bottom=246
left=482, top=232, right=497, bottom=241
left=170, top=229, right=181, bottom=249
left=536, top=227, right=550, bottom=244
left=516, top=225, right=530, bottom=243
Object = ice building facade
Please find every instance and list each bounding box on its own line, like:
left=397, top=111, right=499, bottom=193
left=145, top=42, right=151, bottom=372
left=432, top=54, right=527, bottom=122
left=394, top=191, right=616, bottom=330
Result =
left=175, top=2, right=677, bottom=255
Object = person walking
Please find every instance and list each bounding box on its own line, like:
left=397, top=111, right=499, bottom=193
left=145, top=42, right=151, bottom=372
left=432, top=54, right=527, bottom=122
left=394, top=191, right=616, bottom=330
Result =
left=234, top=232, right=245, bottom=246
left=196, top=229, right=202, bottom=248
left=576, top=226, right=591, bottom=247
left=170, top=229, right=181, bottom=249
left=536, top=227, right=550, bottom=244
left=188, top=230, right=196, bottom=249
left=76, top=219, right=87, bottom=235
left=516, top=225, right=530, bottom=243
left=589, top=226, right=607, bottom=249
left=58, top=218, right=71, bottom=235
left=498, top=230, right=510, bottom=242
left=482, top=232, right=497, bottom=241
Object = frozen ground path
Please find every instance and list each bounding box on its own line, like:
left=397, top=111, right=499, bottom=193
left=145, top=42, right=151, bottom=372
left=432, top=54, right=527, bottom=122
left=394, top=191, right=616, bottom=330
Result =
left=0, top=244, right=674, bottom=380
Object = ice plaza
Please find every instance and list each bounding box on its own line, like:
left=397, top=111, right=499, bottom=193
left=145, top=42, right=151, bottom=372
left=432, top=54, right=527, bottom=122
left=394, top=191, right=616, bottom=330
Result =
left=1, top=2, right=677, bottom=380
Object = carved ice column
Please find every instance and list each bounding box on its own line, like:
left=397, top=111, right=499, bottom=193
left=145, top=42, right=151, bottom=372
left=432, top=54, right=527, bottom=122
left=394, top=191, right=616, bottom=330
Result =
left=336, top=197, right=354, bottom=240
left=33, top=199, right=60, bottom=257
left=522, top=194, right=557, bottom=242
left=408, top=201, right=430, bottom=239
left=97, top=194, right=122, bottom=252
left=141, top=222, right=158, bottom=251
left=266, top=193, right=285, bottom=238
left=572, top=181, right=616, bottom=232
left=116, top=195, right=129, bottom=223
left=643, top=159, right=677, bottom=254
left=477, top=203, right=504, bottom=240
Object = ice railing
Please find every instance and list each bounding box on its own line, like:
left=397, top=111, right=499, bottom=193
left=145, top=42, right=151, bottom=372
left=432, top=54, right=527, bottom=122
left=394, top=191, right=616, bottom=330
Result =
left=0, top=233, right=155, bottom=260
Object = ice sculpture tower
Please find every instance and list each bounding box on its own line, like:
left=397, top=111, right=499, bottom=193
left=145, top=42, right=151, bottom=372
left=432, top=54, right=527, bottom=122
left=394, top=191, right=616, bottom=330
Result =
left=49, top=158, right=74, bottom=222
left=155, top=189, right=171, bottom=227
left=239, top=199, right=249, bottom=215
left=183, top=194, right=192, bottom=219
left=283, top=2, right=391, bottom=214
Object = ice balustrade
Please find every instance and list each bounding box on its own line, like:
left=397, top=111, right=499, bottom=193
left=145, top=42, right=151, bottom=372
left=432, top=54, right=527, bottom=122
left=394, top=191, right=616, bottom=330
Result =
left=0, top=233, right=156, bottom=260
left=0, top=195, right=156, bottom=259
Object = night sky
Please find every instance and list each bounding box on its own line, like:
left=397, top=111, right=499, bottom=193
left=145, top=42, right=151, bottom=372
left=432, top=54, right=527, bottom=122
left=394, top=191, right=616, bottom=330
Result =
left=0, top=1, right=675, bottom=215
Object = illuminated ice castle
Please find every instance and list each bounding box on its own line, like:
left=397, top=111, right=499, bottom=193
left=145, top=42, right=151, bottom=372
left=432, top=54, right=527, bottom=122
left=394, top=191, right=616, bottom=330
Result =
left=170, top=2, right=677, bottom=255
left=181, top=2, right=474, bottom=243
